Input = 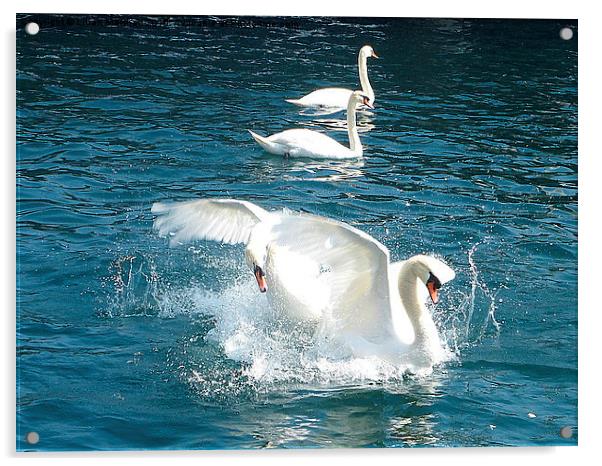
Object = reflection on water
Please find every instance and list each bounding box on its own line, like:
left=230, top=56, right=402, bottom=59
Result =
left=388, top=413, right=440, bottom=447
left=251, top=414, right=319, bottom=448
left=298, top=106, right=345, bottom=117
left=240, top=376, right=445, bottom=448
left=287, top=159, right=365, bottom=182
left=304, top=113, right=376, bottom=133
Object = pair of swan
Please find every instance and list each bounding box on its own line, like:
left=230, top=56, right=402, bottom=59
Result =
left=152, top=198, right=456, bottom=368
left=248, top=45, right=378, bottom=160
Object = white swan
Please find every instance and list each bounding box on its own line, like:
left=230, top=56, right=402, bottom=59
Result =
left=249, top=91, right=371, bottom=159
left=286, top=45, right=378, bottom=110
left=152, top=198, right=456, bottom=368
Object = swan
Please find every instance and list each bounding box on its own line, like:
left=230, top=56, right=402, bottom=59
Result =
left=285, top=45, right=378, bottom=110
left=248, top=91, right=371, bottom=159
left=152, top=198, right=456, bottom=368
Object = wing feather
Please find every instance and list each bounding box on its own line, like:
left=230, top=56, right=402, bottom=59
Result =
left=268, top=212, right=396, bottom=341
left=151, top=198, right=268, bottom=246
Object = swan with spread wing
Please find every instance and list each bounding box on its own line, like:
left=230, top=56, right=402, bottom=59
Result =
left=152, top=198, right=455, bottom=367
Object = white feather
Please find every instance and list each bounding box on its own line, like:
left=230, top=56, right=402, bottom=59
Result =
left=151, top=198, right=268, bottom=246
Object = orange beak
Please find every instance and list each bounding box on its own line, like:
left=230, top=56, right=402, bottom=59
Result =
left=363, top=97, right=374, bottom=109
left=372, top=51, right=379, bottom=58
left=427, top=280, right=439, bottom=304
left=254, top=265, right=267, bottom=293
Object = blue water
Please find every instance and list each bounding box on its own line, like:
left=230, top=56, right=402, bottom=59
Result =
left=16, top=15, right=577, bottom=450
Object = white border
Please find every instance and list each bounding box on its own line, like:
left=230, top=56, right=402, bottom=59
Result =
left=4, top=1, right=600, bottom=465
left=6, top=0, right=584, bottom=19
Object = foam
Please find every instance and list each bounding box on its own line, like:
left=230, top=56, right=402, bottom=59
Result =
left=156, top=280, right=450, bottom=386
left=103, top=245, right=500, bottom=390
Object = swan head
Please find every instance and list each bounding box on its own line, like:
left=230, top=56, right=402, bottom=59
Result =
left=360, top=45, right=379, bottom=59
left=404, top=255, right=456, bottom=304
left=244, top=244, right=267, bottom=293
left=351, top=90, right=374, bottom=109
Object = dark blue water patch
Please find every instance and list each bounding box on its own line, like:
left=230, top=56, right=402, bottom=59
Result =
left=16, top=15, right=577, bottom=450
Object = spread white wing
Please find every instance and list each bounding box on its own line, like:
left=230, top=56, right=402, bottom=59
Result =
left=267, top=212, right=397, bottom=342
left=152, top=198, right=269, bottom=246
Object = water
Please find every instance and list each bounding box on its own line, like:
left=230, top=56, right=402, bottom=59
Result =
left=16, top=15, right=577, bottom=450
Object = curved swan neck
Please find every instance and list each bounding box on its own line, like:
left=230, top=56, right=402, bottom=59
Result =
left=397, top=261, right=440, bottom=345
left=346, top=97, right=362, bottom=156
left=358, top=51, right=374, bottom=103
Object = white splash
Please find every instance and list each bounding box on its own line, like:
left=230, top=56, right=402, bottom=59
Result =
left=435, top=242, right=503, bottom=354
left=102, top=247, right=496, bottom=389
left=153, top=279, right=456, bottom=387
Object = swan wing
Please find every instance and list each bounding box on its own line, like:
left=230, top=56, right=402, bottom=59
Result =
left=270, top=129, right=339, bottom=146
left=289, top=87, right=353, bottom=108
left=152, top=198, right=269, bottom=246
left=267, top=212, right=396, bottom=341
left=269, top=129, right=349, bottom=158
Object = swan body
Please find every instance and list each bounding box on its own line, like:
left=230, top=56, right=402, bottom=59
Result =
left=286, top=45, right=378, bottom=110
left=152, top=198, right=456, bottom=368
left=249, top=129, right=355, bottom=159
left=285, top=88, right=356, bottom=109
left=249, top=91, right=371, bottom=159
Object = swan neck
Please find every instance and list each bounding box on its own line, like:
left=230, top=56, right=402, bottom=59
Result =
left=358, top=52, right=374, bottom=103
left=346, top=98, right=362, bottom=156
left=397, top=263, right=439, bottom=345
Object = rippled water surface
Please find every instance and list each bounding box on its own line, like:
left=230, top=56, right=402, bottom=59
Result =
left=16, top=15, right=577, bottom=450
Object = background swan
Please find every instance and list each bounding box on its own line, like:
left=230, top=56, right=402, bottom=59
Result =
left=286, top=45, right=378, bottom=110
left=152, top=198, right=456, bottom=369
left=249, top=91, right=371, bottom=159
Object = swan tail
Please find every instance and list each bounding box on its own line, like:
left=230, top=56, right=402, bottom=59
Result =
left=285, top=98, right=304, bottom=106
left=248, top=130, right=276, bottom=152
